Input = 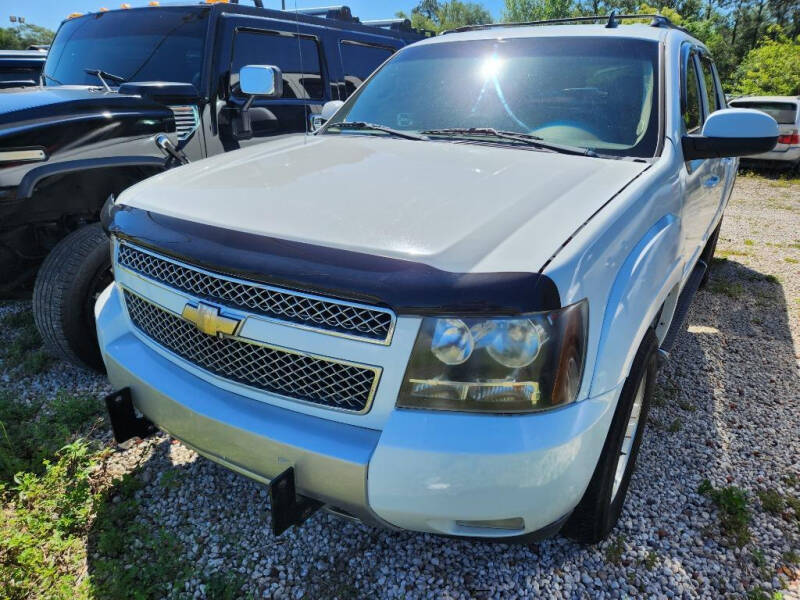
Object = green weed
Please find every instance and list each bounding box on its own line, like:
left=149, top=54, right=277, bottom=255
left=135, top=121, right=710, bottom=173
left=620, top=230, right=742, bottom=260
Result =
left=699, top=480, right=751, bottom=547
left=757, top=489, right=785, bottom=514
left=709, top=280, right=745, bottom=298
left=0, top=390, right=104, bottom=483
left=605, top=535, right=625, bottom=565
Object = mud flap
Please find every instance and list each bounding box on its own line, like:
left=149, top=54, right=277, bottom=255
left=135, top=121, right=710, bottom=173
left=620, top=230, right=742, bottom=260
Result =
left=268, top=467, right=323, bottom=536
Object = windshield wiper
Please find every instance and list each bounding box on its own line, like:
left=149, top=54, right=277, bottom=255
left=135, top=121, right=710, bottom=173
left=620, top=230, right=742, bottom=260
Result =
left=84, top=68, right=126, bottom=92
left=421, top=127, right=597, bottom=157
left=327, top=121, right=428, bottom=141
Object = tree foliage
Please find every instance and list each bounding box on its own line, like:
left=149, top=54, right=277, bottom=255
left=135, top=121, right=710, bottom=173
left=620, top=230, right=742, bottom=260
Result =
left=505, top=0, right=573, bottom=21
left=732, top=28, right=800, bottom=95
left=399, top=0, right=493, bottom=33
left=0, top=23, right=55, bottom=50
left=501, top=0, right=800, bottom=92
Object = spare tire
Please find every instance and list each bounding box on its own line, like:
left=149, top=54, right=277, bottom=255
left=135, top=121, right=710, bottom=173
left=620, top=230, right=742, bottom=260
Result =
left=33, top=223, right=113, bottom=371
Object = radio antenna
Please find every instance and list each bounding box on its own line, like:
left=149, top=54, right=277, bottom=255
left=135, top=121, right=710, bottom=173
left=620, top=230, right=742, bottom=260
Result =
left=294, top=0, right=308, bottom=142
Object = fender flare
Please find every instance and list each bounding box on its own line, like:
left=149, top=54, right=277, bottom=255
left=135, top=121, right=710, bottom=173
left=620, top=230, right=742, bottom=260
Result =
left=589, top=213, right=683, bottom=397
left=18, top=156, right=165, bottom=199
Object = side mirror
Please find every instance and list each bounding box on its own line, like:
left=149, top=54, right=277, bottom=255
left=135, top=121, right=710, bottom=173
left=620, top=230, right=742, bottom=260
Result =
left=310, top=100, right=344, bottom=132
left=239, top=65, right=282, bottom=98
left=682, top=108, right=778, bottom=161
left=234, top=65, right=283, bottom=140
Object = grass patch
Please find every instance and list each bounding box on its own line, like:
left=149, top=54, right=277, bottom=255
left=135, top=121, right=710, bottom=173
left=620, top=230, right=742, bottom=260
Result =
left=0, top=388, right=197, bottom=599
left=744, top=239, right=755, bottom=246
left=708, top=280, right=745, bottom=299
left=643, top=551, right=658, bottom=570
left=747, top=590, right=784, bottom=600
left=89, top=473, right=193, bottom=599
left=785, top=495, right=800, bottom=520
left=0, top=390, right=104, bottom=483
left=783, top=550, right=800, bottom=565
left=0, top=440, right=103, bottom=600
left=652, top=380, right=678, bottom=408
left=785, top=257, right=798, bottom=264
left=1, top=310, right=52, bottom=374
left=678, top=399, right=696, bottom=412
left=718, top=249, right=750, bottom=259
left=667, top=418, right=683, bottom=433
left=604, top=534, right=625, bottom=565
left=204, top=572, right=247, bottom=600
left=699, top=479, right=751, bottom=547
left=757, top=489, right=785, bottom=515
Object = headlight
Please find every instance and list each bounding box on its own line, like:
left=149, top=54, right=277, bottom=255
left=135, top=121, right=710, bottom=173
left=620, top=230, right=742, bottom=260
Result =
left=397, top=300, right=588, bottom=413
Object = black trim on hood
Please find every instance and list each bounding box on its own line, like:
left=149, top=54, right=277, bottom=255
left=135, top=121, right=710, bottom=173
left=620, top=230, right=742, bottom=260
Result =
left=108, top=205, right=561, bottom=316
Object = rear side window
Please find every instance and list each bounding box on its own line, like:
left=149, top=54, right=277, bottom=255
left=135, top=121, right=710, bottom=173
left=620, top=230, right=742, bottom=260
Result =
left=699, top=57, right=721, bottom=114
left=683, top=55, right=702, bottom=133
left=339, top=41, right=394, bottom=97
left=230, top=30, right=323, bottom=99
left=730, top=101, right=798, bottom=124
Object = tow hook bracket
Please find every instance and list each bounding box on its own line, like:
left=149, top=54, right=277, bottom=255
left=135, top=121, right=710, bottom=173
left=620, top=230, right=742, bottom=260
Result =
left=268, top=467, right=322, bottom=536
left=104, top=388, right=156, bottom=444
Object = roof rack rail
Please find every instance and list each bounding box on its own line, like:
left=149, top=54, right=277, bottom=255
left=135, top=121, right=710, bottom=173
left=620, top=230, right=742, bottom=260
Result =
left=444, top=12, right=686, bottom=34
left=229, top=1, right=265, bottom=7
left=283, top=5, right=358, bottom=23
left=362, top=18, right=411, bottom=31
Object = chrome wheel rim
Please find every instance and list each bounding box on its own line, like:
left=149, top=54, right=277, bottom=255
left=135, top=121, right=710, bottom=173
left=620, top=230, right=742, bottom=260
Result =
left=612, top=373, right=646, bottom=501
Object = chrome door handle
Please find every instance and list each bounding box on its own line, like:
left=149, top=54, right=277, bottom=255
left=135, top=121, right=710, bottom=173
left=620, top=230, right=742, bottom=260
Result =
left=703, top=175, right=720, bottom=188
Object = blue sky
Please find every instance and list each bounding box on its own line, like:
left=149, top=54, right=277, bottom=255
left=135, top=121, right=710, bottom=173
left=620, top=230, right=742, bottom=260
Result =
left=5, top=1, right=507, bottom=32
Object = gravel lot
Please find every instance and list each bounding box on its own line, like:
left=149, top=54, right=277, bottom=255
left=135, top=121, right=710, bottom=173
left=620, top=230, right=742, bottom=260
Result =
left=1, top=172, right=798, bottom=599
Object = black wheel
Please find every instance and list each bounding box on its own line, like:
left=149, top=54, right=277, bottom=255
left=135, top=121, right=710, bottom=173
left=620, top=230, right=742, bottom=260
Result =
left=699, top=219, right=722, bottom=288
left=562, top=329, right=658, bottom=544
left=33, top=223, right=113, bottom=371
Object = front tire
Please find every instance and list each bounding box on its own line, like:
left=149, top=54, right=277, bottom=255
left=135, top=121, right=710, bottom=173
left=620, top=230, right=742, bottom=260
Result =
left=562, top=329, right=658, bottom=544
left=33, top=223, right=113, bottom=371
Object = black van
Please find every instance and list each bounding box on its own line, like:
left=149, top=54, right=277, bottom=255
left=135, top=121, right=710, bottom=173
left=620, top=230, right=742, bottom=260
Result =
left=0, top=2, right=427, bottom=368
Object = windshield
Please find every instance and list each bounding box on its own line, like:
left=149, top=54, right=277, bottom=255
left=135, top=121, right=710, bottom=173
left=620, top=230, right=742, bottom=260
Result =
left=730, top=101, right=798, bottom=125
left=44, top=8, right=209, bottom=88
left=328, top=37, right=660, bottom=158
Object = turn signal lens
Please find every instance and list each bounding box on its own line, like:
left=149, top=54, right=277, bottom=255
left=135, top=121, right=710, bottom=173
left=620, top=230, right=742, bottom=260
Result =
left=777, top=131, right=799, bottom=145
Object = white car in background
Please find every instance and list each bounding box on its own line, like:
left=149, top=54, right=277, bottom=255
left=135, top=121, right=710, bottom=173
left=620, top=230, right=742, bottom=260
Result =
left=95, top=15, right=777, bottom=543
left=729, top=96, right=800, bottom=170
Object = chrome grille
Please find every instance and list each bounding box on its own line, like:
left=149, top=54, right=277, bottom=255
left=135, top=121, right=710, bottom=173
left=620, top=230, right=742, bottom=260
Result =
left=117, top=243, right=395, bottom=343
left=124, top=291, right=379, bottom=413
left=169, top=105, right=199, bottom=141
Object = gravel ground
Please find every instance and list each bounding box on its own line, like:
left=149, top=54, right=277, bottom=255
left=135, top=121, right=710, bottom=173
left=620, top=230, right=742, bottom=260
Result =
left=1, top=172, right=798, bottom=599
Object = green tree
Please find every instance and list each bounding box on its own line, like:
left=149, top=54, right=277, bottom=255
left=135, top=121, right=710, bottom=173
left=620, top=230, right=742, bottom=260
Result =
left=731, top=27, right=800, bottom=95
left=504, top=0, right=574, bottom=21
left=398, top=0, right=493, bottom=33
left=0, top=23, right=55, bottom=50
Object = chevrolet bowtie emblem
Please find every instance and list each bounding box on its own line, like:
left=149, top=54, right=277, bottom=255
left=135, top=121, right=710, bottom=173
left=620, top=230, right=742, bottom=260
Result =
left=181, top=302, right=241, bottom=337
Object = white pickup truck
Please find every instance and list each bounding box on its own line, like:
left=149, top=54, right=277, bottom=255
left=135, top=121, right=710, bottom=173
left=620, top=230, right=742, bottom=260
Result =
left=95, top=15, right=777, bottom=543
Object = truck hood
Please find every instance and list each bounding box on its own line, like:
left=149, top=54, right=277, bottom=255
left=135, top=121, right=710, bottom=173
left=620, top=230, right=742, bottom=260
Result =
left=119, top=135, right=649, bottom=274
left=0, top=85, right=170, bottom=128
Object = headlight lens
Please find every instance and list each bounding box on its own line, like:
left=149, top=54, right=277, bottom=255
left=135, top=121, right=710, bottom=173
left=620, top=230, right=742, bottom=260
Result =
left=397, top=300, right=588, bottom=413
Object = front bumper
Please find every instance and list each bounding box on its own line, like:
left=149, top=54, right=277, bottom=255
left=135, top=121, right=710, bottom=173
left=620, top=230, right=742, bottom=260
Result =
left=97, top=282, right=621, bottom=538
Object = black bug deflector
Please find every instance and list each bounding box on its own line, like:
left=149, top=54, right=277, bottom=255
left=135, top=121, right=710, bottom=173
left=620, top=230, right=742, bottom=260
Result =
left=104, top=387, right=157, bottom=443
left=268, top=467, right=323, bottom=536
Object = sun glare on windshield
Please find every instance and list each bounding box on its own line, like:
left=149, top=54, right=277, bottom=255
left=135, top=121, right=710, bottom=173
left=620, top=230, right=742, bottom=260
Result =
left=478, top=56, right=504, bottom=80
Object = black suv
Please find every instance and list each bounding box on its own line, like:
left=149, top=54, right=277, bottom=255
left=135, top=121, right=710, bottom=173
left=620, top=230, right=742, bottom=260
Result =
left=0, top=49, right=46, bottom=89
left=0, top=2, right=426, bottom=369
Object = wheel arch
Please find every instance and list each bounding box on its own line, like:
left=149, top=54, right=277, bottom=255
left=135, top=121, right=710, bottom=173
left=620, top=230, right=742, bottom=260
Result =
left=18, top=156, right=165, bottom=200
left=588, top=213, right=684, bottom=398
